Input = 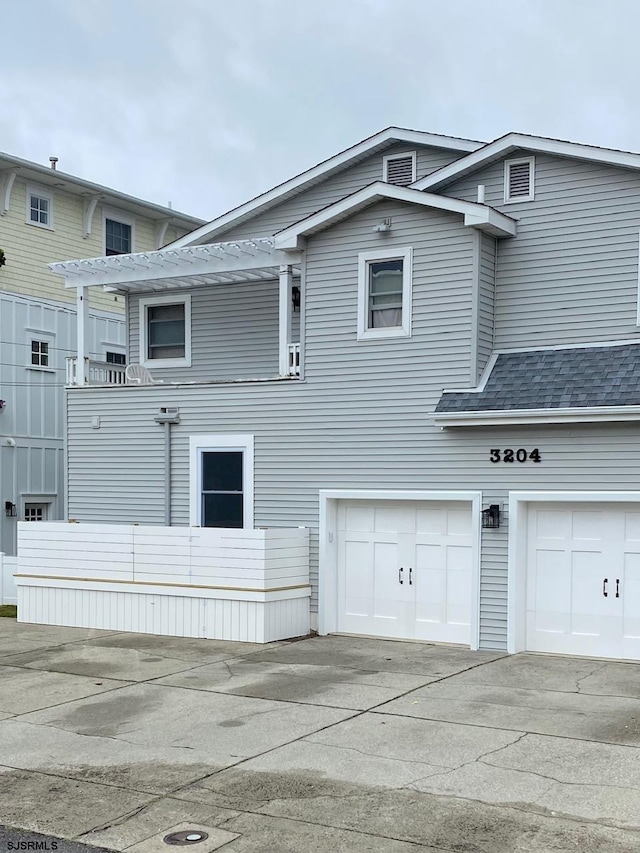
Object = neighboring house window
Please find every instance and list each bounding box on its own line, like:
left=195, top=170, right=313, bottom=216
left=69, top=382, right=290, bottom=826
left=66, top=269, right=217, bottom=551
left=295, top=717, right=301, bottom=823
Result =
left=31, top=340, right=49, bottom=367
left=139, top=294, right=192, bottom=368
left=26, top=186, right=53, bottom=228
left=189, top=435, right=254, bottom=529
left=24, top=503, right=47, bottom=521
left=105, top=351, right=126, bottom=365
left=357, top=247, right=413, bottom=340
left=105, top=217, right=132, bottom=255
left=504, top=157, right=535, bottom=203
left=383, top=152, right=417, bottom=186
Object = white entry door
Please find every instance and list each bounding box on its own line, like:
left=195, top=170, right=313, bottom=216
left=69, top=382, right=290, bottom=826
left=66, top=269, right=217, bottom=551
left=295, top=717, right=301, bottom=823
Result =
left=526, top=503, right=640, bottom=660
left=337, top=500, right=473, bottom=644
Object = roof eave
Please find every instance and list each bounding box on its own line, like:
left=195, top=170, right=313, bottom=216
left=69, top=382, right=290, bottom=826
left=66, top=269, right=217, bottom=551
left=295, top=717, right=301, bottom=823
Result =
left=0, top=152, right=203, bottom=227
left=433, top=405, right=640, bottom=427
left=168, top=128, right=485, bottom=249
left=414, top=132, right=640, bottom=193
left=275, top=182, right=516, bottom=249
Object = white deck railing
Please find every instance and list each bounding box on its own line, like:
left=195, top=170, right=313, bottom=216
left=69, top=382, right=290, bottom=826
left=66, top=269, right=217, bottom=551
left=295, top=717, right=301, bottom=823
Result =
left=288, top=343, right=301, bottom=376
left=16, top=523, right=310, bottom=643
left=66, top=357, right=126, bottom=386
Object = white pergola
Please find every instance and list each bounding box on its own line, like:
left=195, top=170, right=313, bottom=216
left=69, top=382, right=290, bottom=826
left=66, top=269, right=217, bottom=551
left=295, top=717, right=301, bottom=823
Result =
left=50, top=239, right=302, bottom=384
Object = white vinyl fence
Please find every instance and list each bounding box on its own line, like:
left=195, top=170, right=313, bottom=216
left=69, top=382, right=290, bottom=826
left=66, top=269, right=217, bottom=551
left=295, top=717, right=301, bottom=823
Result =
left=0, top=553, right=18, bottom=605
left=17, top=523, right=310, bottom=642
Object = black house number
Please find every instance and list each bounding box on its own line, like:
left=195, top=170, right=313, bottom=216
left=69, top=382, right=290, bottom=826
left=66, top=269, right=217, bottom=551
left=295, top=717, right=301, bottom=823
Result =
left=490, top=448, right=542, bottom=463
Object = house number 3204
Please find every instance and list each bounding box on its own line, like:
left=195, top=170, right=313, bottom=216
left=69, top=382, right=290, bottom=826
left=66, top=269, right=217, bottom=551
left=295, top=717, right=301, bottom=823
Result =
left=489, top=448, right=542, bottom=463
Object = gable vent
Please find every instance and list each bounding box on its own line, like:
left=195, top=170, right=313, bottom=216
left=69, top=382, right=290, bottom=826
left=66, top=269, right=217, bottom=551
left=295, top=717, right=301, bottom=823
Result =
left=505, top=158, right=534, bottom=201
left=383, top=152, right=416, bottom=186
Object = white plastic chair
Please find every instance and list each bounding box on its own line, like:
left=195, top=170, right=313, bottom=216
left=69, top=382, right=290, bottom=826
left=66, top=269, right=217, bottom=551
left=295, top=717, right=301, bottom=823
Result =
left=125, top=364, right=162, bottom=385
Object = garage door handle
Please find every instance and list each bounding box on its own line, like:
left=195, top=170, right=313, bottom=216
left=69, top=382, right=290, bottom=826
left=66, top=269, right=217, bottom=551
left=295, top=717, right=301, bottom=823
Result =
left=616, top=579, right=620, bottom=598
left=409, top=567, right=413, bottom=585
left=603, top=578, right=608, bottom=597
left=399, top=567, right=403, bottom=585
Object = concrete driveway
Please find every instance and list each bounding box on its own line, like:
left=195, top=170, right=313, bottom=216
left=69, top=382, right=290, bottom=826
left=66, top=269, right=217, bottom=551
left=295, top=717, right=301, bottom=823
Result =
left=0, top=620, right=639, bottom=853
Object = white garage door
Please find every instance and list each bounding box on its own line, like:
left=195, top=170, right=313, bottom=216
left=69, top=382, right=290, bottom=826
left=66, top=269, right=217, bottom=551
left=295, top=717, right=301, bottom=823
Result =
left=337, top=500, right=473, bottom=644
left=527, top=502, right=640, bottom=660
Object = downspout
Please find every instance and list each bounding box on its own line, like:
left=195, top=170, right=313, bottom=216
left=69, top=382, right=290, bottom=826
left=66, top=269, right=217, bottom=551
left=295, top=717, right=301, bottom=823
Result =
left=154, top=407, right=180, bottom=526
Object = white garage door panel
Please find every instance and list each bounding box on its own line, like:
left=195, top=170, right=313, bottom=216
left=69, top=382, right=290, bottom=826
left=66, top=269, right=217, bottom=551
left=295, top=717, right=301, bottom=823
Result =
left=527, top=503, right=640, bottom=660
left=338, top=500, right=472, bottom=644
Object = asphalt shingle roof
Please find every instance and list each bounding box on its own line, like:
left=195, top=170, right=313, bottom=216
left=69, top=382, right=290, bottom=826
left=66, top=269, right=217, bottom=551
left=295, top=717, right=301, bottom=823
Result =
left=435, top=344, right=640, bottom=413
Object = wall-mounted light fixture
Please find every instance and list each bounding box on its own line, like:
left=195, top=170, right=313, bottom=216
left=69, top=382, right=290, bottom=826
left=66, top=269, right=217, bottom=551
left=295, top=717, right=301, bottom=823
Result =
left=292, top=285, right=301, bottom=312
left=4, top=501, right=16, bottom=518
left=372, top=217, right=392, bottom=234
left=482, top=504, right=501, bottom=529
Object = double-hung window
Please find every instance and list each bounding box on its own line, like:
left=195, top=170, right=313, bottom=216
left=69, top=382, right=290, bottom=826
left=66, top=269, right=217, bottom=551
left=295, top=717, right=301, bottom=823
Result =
left=26, top=186, right=53, bottom=229
left=357, top=247, right=413, bottom=340
left=190, top=435, right=254, bottom=529
left=105, top=218, right=132, bottom=255
left=103, top=208, right=134, bottom=255
left=139, top=294, right=191, bottom=368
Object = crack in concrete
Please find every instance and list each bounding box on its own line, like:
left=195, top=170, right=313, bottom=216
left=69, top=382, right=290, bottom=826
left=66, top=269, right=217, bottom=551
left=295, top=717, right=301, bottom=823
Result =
left=574, top=661, right=609, bottom=694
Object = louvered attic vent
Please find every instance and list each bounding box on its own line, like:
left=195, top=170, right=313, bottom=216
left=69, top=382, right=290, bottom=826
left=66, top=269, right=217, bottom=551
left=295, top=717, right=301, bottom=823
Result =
left=505, top=158, right=534, bottom=201
left=383, top=152, right=416, bottom=186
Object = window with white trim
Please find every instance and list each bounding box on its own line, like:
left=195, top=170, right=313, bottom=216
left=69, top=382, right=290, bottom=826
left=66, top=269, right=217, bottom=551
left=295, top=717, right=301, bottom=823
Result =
left=24, top=503, right=48, bottom=521
left=189, top=435, right=254, bottom=529
left=504, top=157, right=535, bottom=203
left=26, top=186, right=53, bottom=228
left=383, top=152, right=417, bottom=186
left=31, top=339, right=49, bottom=367
left=139, top=294, right=191, bottom=368
left=105, top=351, right=126, bottom=365
left=357, top=247, right=413, bottom=340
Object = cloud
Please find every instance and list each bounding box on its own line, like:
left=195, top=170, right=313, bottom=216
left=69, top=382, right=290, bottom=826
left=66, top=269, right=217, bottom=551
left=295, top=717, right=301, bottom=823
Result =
left=0, top=0, right=639, bottom=221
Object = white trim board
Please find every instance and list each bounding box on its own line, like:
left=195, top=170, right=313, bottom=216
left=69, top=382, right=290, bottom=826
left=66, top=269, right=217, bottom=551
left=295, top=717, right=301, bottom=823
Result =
left=414, top=132, right=640, bottom=192
left=275, top=182, right=516, bottom=250
left=168, top=129, right=482, bottom=249
left=433, top=405, right=640, bottom=427
left=318, top=489, right=482, bottom=649
left=507, top=491, right=640, bottom=654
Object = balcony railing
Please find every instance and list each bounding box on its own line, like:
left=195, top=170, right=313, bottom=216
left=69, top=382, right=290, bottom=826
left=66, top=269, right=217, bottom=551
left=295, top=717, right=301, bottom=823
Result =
left=66, top=357, right=126, bottom=386
left=288, top=343, right=301, bottom=376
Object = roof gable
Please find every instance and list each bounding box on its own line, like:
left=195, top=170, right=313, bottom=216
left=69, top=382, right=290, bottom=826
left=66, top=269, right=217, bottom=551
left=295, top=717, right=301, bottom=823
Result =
left=169, top=128, right=483, bottom=249
left=274, top=182, right=516, bottom=249
left=414, top=133, right=640, bottom=193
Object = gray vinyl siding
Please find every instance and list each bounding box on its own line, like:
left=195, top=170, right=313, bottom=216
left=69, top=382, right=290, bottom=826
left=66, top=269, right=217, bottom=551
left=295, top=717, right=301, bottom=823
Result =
left=128, top=279, right=300, bottom=382
left=67, top=200, right=477, bottom=614
left=478, top=234, right=496, bottom=377
left=443, top=153, right=640, bottom=348
left=213, top=143, right=465, bottom=241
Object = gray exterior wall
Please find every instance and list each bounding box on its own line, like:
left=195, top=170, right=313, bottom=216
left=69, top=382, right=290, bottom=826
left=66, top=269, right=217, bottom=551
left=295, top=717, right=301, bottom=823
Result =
left=213, top=142, right=465, bottom=241
left=1, top=291, right=124, bottom=554
left=64, top=150, right=640, bottom=651
left=443, top=152, right=640, bottom=348
left=128, top=279, right=300, bottom=382
left=477, top=233, right=496, bottom=378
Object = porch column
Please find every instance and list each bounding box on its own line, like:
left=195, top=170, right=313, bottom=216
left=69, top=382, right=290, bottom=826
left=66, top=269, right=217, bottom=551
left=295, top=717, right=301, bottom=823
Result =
left=278, top=264, right=292, bottom=376
left=76, top=284, right=88, bottom=386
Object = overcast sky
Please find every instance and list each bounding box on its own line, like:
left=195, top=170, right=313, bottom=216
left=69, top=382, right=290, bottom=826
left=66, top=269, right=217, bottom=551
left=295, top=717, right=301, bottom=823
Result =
left=1, top=0, right=637, bottom=220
